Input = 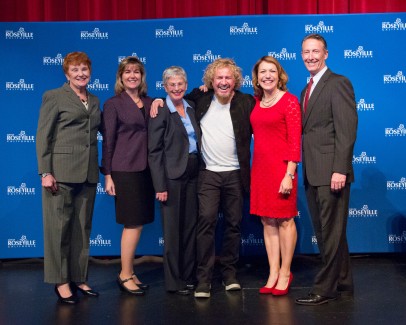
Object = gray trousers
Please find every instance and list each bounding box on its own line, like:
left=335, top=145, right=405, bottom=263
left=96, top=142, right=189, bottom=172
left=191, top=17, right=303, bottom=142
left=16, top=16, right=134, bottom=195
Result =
left=42, top=182, right=96, bottom=284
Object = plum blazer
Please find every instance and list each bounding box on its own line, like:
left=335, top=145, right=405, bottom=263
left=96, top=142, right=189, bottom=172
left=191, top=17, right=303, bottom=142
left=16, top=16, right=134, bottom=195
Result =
left=100, top=92, right=153, bottom=175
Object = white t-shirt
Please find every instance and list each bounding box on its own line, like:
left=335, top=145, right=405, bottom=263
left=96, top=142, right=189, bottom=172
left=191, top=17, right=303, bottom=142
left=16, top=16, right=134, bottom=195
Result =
left=200, top=96, right=240, bottom=172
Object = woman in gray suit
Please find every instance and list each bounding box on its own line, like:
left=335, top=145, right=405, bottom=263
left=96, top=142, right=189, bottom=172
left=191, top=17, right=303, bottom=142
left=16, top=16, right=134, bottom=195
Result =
left=101, top=57, right=155, bottom=296
left=36, top=52, right=101, bottom=304
left=148, top=66, right=201, bottom=295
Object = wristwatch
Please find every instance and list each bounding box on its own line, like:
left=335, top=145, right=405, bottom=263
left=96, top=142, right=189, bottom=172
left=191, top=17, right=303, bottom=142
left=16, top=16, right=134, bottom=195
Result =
left=286, top=172, right=295, bottom=180
left=41, top=173, right=51, bottom=178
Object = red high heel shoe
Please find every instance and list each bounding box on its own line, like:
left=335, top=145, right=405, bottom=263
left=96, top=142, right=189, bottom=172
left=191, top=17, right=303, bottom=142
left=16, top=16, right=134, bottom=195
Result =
left=259, top=278, right=278, bottom=294
left=272, top=273, right=293, bottom=296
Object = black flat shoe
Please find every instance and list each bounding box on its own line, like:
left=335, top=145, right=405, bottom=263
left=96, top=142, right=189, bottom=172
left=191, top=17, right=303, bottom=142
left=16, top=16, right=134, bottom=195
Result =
left=136, top=283, right=149, bottom=290
left=71, top=282, right=99, bottom=297
left=131, top=273, right=149, bottom=290
left=117, top=274, right=145, bottom=296
left=54, top=285, right=79, bottom=305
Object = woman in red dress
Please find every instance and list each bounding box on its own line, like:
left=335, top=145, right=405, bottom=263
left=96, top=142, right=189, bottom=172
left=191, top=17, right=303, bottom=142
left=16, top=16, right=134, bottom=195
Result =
left=250, top=56, right=302, bottom=296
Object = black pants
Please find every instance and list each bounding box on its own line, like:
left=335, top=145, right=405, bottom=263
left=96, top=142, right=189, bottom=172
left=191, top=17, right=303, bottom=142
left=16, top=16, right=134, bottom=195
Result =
left=196, top=169, right=243, bottom=284
left=305, top=183, right=354, bottom=297
left=161, top=154, right=199, bottom=291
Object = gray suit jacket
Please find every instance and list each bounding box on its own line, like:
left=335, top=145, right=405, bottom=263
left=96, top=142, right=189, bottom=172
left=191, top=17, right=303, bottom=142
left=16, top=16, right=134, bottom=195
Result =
left=300, top=69, right=358, bottom=186
left=36, top=83, right=101, bottom=183
left=148, top=100, right=201, bottom=192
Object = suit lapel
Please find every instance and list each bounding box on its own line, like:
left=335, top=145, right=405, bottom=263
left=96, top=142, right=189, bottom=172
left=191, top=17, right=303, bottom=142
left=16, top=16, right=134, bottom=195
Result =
left=168, top=104, right=189, bottom=140
left=63, top=83, right=90, bottom=114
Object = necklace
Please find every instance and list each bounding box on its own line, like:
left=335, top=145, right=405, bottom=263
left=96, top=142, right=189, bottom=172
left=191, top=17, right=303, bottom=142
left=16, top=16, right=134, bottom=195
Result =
left=261, top=89, right=280, bottom=107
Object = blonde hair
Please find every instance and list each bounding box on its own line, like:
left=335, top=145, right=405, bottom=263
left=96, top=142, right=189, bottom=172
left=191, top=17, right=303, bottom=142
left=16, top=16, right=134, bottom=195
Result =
left=114, top=56, right=147, bottom=96
left=202, top=58, right=243, bottom=90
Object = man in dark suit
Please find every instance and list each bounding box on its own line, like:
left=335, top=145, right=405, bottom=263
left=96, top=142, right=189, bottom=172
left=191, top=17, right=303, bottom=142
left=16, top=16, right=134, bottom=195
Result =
left=295, top=34, right=358, bottom=306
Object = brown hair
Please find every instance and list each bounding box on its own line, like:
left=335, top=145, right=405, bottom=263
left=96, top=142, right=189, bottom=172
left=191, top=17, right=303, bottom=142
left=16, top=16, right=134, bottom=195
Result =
left=63, top=52, right=92, bottom=74
left=301, top=33, right=328, bottom=50
left=114, top=56, right=147, bottom=96
left=252, top=56, right=288, bottom=98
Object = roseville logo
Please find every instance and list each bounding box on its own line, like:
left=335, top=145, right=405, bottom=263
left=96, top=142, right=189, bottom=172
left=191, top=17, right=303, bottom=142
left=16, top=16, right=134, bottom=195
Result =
left=155, top=25, right=183, bottom=38
left=7, top=183, right=35, bottom=195
left=229, top=22, right=258, bottom=35
left=89, top=234, right=112, bottom=247
left=6, top=130, right=35, bottom=142
left=268, top=48, right=297, bottom=60
left=8, top=235, right=36, bottom=248
left=305, top=21, right=334, bottom=33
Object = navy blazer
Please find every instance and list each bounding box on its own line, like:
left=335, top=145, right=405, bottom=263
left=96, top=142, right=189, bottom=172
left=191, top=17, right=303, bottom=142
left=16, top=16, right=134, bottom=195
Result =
left=101, top=92, right=153, bottom=174
left=148, top=99, right=201, bottom=193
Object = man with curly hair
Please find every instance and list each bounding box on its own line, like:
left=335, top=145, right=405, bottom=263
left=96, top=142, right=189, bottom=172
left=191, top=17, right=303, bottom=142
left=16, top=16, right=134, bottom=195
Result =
left=185, top=58, right=255, bottom=298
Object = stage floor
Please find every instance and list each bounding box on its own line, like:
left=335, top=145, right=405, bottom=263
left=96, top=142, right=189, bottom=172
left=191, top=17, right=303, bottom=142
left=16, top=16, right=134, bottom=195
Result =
left=1, top=254, right=405, bottom=324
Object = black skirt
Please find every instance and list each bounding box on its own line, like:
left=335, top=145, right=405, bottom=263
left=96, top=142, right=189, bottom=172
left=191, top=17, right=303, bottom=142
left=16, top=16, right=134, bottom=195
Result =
left=111, top=170, right=155, bottom=227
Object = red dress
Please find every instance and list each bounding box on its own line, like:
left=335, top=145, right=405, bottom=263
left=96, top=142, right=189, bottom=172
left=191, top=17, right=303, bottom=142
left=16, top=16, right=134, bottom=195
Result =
left=250, top=92, right=302, bottom=218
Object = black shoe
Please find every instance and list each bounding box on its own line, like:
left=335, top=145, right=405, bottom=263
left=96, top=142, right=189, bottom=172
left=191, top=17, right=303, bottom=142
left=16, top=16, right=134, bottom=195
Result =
left=194, top=283, right=211, bottom=298
left=136, top=283, right=149, bottom=291
left=186, top=284, right=195, bottom=290
left=117, top=274, right=145, bottom=296
left=169, top=289, right=190, bottom=296
left=54, top=285, right=79, bottom=305
left=131, top=273, right=149, bottom=290
left=222, top=278, right=241, bottom=291
left=71, top=282, right=99, bottom=297
left=295, top=294, right=337, bottom=306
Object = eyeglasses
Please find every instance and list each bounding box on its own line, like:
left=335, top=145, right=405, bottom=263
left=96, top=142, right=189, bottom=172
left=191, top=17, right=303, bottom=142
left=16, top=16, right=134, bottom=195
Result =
left=165, top=82, right=186, bottom=89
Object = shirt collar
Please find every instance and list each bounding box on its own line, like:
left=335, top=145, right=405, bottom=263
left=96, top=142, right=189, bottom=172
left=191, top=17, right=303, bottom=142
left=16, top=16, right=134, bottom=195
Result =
left=165, top=95, right=190, bottom=113
left=312, top=66, right=328, bottom=85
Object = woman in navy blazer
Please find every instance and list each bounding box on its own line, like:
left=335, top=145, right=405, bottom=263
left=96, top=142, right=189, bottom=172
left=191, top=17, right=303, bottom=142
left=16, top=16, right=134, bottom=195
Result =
left=101, top=57, right=155, bottom=296
left=148, top=66, right=201, bottom=295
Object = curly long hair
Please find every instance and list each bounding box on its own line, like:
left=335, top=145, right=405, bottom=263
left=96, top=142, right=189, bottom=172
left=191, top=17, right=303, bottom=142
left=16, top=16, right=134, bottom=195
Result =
left=202, top=58, right=243, bottom=90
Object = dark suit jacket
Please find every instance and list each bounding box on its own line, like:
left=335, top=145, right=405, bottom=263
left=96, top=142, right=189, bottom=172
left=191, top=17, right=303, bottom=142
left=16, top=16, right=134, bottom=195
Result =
left=300, top=68, right=358, bottom=187
left=36, top=83, right=101, bottom=183
left=101, top=92, right=153, bottom=174
left=185, top=88, right=255, bottom=193
left=148, top=99, right=201, bottom=192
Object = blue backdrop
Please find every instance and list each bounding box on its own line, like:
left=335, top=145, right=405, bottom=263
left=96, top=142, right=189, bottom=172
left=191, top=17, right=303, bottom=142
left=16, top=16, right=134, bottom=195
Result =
left=1, top=13, right=406, bottom=258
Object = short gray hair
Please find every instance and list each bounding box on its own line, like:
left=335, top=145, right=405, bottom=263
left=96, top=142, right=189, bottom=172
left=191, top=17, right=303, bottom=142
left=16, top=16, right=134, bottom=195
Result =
left=162, top=66, right=187, bottom=85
